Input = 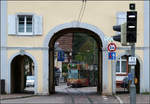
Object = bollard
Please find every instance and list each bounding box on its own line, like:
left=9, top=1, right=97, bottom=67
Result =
left=1, top=79, right=5, bottom=94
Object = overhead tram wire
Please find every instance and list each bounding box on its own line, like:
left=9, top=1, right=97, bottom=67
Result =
left=76, top=0, right=86, bottom=26
left=79, top=0, right=87, bottom=23
left=76, top=0, right=84, bottom=26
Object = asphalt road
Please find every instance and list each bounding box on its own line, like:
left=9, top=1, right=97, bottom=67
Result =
left=1, top=83, right=119, bottom=104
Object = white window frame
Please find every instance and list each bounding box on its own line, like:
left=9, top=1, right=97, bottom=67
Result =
left=17, top=15, right=33, bottom=35
left=8, top=13, right=42, bottom=36
left=116, top=58, right=127, bottom=74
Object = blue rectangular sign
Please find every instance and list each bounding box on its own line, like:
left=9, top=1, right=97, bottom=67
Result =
left=57, top=51, right=65, bottom=61
left=108, top=52, right=116, bottom=60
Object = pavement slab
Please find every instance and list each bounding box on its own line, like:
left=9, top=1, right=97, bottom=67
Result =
left=116, top=94, right=150, bottom=104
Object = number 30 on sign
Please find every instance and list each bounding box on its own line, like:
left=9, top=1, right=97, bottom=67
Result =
left=107, top=42, right=117, bottom=52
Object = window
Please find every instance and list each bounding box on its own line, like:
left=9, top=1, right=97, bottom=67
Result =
left=18, top=15, right=33, bottom=34
left=116, top=57, right=127, bottom=74
left=68, top=70, right=78, bottom=79
left=116, top=61, right=120, bottom=72
left=8, top=14, right=43, bottom=35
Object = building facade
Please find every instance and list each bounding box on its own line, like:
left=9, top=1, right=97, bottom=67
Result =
left=1, top=0, right=149, bottom=95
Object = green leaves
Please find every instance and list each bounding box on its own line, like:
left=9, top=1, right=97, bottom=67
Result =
left=72, top=32, right=98, bottom=65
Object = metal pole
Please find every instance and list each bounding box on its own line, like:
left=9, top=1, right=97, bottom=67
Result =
left=93, top=41, right=96, bottom=85
left=130, top=44, right=136, bottom=104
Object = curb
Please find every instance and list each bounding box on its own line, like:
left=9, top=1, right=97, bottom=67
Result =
left=0, top=95, right=36, bottom=100
left=114, top=95, right=123, bottom=104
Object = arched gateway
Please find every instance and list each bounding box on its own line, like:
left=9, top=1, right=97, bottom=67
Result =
left=8, top=52, right=38, bottom=94
left=43, top=22, right=109, bottom=95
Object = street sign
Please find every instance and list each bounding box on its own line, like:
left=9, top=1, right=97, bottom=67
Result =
left=107, top=42, right=117, bottom=52
left=108, top=52, right=116, bottom=60
left=128, top=56, right=136, bottom=65
left=57, top=51, right=65, bottom=61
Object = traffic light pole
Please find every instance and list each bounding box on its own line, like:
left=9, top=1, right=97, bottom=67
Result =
left=112, top=4, right=137, bottom=103
left=130, top=44, right=136, bottom=104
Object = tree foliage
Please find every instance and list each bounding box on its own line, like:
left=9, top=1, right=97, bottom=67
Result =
left=72, top=32, right=98, bottom=65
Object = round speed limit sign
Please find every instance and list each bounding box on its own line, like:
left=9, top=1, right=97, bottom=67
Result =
left=107, top=43, right=117, bottom=52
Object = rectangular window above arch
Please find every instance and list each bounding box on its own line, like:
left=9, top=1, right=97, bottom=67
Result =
left=8, top=14, right=43, bottom=36
left=18, top=15, right=33, bottom=35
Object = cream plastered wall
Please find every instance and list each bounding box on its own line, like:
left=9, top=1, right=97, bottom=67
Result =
left=7, top=1, right=144, bottom=94
left=7, top=1, right=144, bottom=47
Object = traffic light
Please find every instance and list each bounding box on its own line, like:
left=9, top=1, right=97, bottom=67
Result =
left=113, top=11, right=137, bottom=45
left=112, top=25, right=121, bottom=42
left=127, top=11, right=137, bottom=43
left=112, top=23, right=127, bottom=45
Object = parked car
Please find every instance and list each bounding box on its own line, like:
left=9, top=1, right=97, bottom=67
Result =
left=26, top=76, right=34, bottom=87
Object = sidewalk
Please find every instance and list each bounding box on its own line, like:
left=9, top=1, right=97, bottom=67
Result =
left=0, top=93, right=149, bottom=104
left=0, top=94, right=36, bottom=100
left=115, top=94, right=150, bottom=104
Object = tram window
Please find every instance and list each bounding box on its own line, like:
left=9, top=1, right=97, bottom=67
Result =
left=79, top=70, right=88, bottom=79
left=68, top=70, right=78, bottom=79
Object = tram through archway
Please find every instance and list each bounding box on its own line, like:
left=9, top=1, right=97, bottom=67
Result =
left=48, top=28, right=103, bottom=95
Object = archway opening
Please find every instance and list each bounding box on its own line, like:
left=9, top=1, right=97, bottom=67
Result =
left=116, top=55, right=140, bottom=94
left=48, top=28, right=103, bottom=95
left=11, top=55, right=35, bottom=94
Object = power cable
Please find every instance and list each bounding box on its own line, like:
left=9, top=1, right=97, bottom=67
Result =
left=77, top=0, right=84, bottom=25
left=76, top=0, right=87, bottom=26
left=79, top=0, right=87, bottom=23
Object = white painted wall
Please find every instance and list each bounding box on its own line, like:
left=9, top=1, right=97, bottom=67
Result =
left=143, top=0, right=150, bottom=92
left=0, top=0, right=8, bottom=93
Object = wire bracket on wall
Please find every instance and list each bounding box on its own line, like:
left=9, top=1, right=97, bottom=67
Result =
left=20, top=49, right=25, bottom=56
